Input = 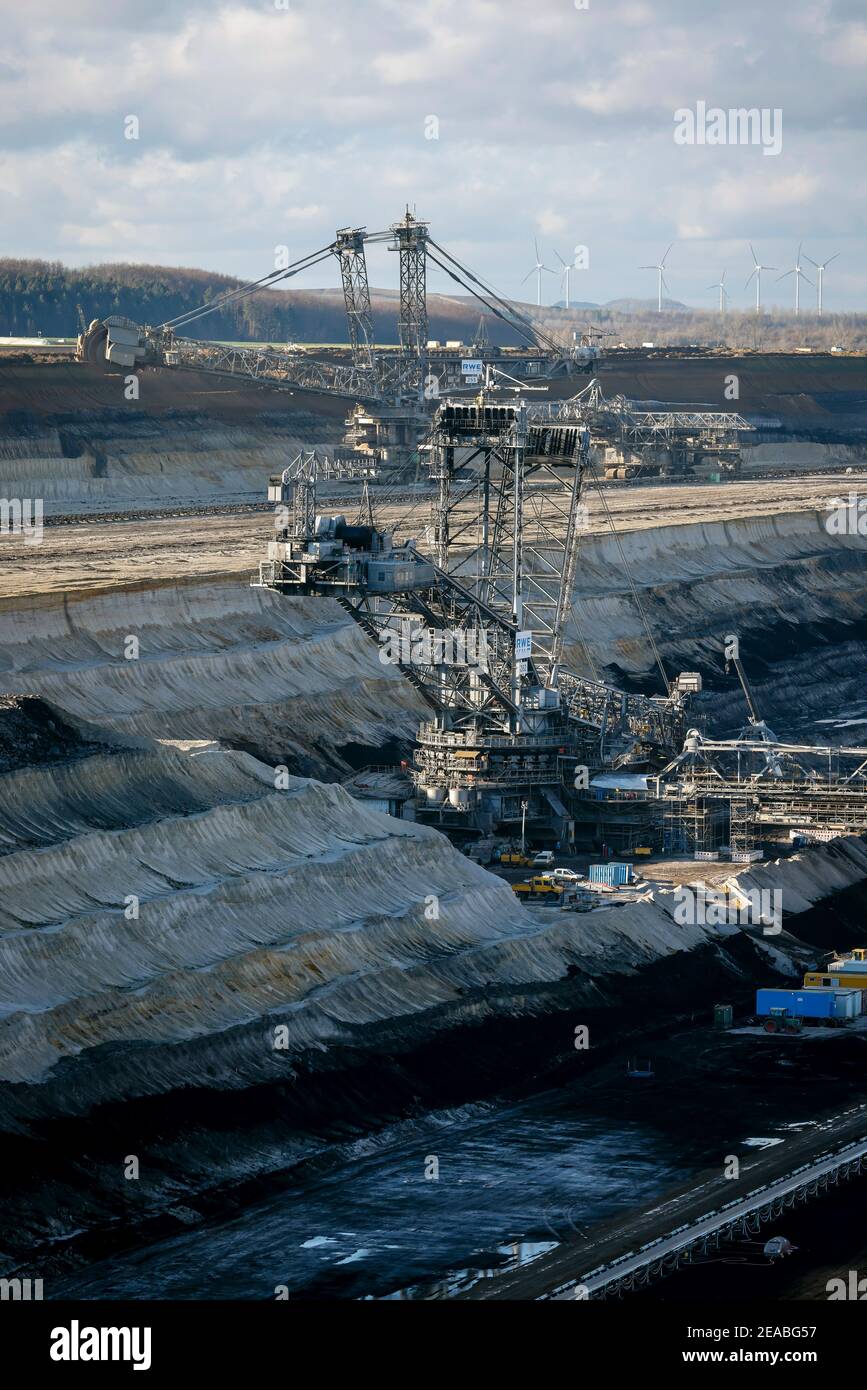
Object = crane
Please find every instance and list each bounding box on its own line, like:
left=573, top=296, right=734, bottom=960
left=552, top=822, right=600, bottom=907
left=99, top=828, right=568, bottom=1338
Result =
left=76, top=213, right=751, bottom=485
left=77, top=215, right=574, bottom=398
left=76, top=213, right=589, bottom=477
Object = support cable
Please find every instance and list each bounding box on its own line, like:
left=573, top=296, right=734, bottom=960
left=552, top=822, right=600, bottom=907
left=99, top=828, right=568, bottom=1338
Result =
left=425, top=249, right=546, bottom=353
left=427, top=238, right=565, bottom=356
left=159, top=245, right=337, bottom=331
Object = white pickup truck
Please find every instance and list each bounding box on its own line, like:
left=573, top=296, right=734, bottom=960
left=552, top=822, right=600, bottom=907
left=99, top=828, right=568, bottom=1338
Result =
left=551, top=867, right=583, bottom=883
left=532, top=850, right=555, bottom=867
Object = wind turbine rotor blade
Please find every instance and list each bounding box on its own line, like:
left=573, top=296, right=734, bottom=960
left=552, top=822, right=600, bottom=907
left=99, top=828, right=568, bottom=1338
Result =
left=554, top=250, right=567, bottom=267
left=745, top=269, right=757, bottom=288
left=804, top=255, right=819, bottom=268
left=521, top=269, right=534, bottom=285
left=777, top=269, right=794, bottom=280
left=749, top=242, right=759, bottom=265
left=826, top=252, right=841, bottom=266
left=661, top=243, right=673, bottom=266
left=534, top=237, right=541, bottom=261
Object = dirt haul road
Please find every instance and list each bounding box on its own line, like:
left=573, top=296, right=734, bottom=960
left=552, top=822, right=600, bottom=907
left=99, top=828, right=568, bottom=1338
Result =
left=0, top=473, right=852, bottom=602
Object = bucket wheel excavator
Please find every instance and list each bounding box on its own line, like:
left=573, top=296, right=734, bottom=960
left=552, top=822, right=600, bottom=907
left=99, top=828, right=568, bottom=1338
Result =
left=253, top=385, right=700, bottom=839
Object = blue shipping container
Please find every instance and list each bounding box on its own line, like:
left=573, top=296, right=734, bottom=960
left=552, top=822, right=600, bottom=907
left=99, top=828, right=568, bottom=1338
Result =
left=756, top=988, right=836, bottom=1020
left=589, top=862, right=633, bottom=886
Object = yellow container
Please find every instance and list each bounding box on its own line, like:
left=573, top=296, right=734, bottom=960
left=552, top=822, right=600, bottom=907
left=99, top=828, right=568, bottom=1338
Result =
left=804, top=971, right=867, bottom=998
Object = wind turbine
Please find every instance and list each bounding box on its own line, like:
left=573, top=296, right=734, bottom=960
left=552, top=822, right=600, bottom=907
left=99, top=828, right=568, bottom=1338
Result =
left=777, top=243, right=813, bottom=316
left=804, top=251, right=840, bottom=315
left=521, top=238, right=555, bottom=307
left=707, top=270, right=729, bottom=315
left=745, top=244, right=776, bottom=314
left=639, top=244, right=673, bottom=313
left=555, top=250, right=574, bottom=309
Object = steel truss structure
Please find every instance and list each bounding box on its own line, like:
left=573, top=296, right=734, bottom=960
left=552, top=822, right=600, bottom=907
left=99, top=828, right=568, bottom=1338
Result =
left=274, top=449, right=378, bottom=492
left=337, top=575, right=537, bottom=731
left=335, top=226, right=375, bottom=370
left=530, top=379, right=753, bottom=475
left=159, top=332, right=384, bottom=402
left=258, top=448, right=543, bottom=727
left=254, top=440, right=586, bottom=834
left=256, top=398, right=695, bottom=835
left=425, top=398, right=688, bottom=762
left=428, top=402, right=569, bottom=682
left=656, top=731, right=867, bottom=849
left=604, top=398, right=752, bottom=455
left=94, top=219, right=430, bottom=410
left=390, top=211, right=429, bottom=362
left=84, top=221, right=752, bottom=492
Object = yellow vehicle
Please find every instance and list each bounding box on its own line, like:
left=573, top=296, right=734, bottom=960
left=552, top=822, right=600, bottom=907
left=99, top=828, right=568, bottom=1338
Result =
left=500, top=851, right=534, bottom=867
left=512, top=876, right=564, bottom=898
left=634, top=847, right=653, bottom=857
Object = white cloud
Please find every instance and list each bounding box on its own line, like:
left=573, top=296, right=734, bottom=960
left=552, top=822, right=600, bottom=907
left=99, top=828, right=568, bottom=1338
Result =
left=537, top=210, right=567, bottom=237
left=0, top=0, right=863, bottom=309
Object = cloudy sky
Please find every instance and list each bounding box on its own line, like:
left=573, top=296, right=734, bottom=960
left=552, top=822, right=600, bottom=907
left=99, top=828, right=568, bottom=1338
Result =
left=1, top=0, right=865, bottom=310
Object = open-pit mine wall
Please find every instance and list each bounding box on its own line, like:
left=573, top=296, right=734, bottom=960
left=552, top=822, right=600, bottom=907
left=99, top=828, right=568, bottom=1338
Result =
left=2, top=365, right=867, bottom=1278
left=0, top=413, right=343, bottom=515
left=1, top=692, right=854, bottom=1275
left=0, top=502, right=863, bottom=769
left=563, top=507, right=867, bottom=739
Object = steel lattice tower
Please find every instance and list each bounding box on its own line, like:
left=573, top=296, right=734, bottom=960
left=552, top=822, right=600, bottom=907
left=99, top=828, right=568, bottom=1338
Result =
left=335, top=227, right=375, bottom=369
left=390, top=211, right=429, bottom=360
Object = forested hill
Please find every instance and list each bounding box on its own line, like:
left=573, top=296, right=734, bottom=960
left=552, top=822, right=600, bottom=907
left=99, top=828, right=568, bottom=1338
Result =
left=0, top=260, right=258, bottom=338
left=4, top=258, right=864, bottom=351
left=0, top=258, right=516, bottom=345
